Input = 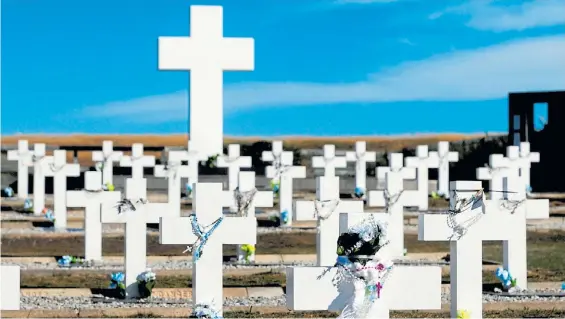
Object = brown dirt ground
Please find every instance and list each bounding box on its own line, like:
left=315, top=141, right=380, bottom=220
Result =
left=1, top=134, right=487, bottom=165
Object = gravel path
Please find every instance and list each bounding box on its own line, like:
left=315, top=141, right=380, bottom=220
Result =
left=3, top=259, right=447, bottom=270
left=19, top=290, right=565, bottom=310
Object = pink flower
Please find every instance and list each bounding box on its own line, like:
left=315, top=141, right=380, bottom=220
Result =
left=376, top=263, right=385, bottom=271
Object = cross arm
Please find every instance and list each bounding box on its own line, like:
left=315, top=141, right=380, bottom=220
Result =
left=417, top=213, right=452, bottom=241
left=367, top=190, right=385, bottom=208
left=160, top=216, right=257, bottom=245
left=216, top=156, right=252, bottom=168
left=294, top=200, right=315, bottom=221
left=525, top=199, right=549, bottom=219
left=66, top=191, right=87, bottom=207
left=65, top=164, right=81, bottom=177
left=254, top=191, right=274, bottom=208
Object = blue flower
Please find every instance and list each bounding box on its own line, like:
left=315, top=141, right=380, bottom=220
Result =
left=280, top=210, right=289, bottom=224
left=57, top=255, right=72, bottom=267
left=109, top=272, right=125, bottom=288
left=4, top=187, right=14, bottom=197
left=354, top=187, right=364, bottom=198
left=336, top=255, right=351, bottom=267
left=23, top=199, right=33, bottom=211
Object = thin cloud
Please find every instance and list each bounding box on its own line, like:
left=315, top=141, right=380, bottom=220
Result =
left=430, top=0, right=565, bottom=32
left=79, top=35, right=565, bottom=123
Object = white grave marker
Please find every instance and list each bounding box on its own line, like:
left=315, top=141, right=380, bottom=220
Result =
left=262, top=141, right=305, bottom=226
left=45, top=150, right=80, bottom=229
left=345, top=141, right=376, bottom=194
left=476, top=154, right=510, bottom=200
left=295, top=176, right=364, bottom=266
left=160, top=183, right=257, bottom=315
left=119, top=143, right=155, bottom=180
left=0, top=265, right=20, bottom=310
left=286, top=265, right=441, bottom=318
left=158, top=5, right=254, bottom=157
left=29, top=144, right=53, bottom=216
left=92, top=141, right=123, bottom=186
left=228, top=171, right=273, bottom=262
left=494, top=143, right=539, bottom=191
left=169, top=148, right=207, bottom=196
left=418, top=180, right=529, bottom=319
left=368, top=153, right=424, bottom=257
left=405, top=145, right=438, bottom=210
left=66, top=171, right=122, bottom=261
left=7, top=140, right=32, bottom=198
left=216, top=144, right=252, bottom=211
left=312, top=144, right=347, bottom=177
left=101, top=178, right=174, bottom=298
left=429, top=141, right=459, bottom=198
left=154, top=151, right=192, bottom=216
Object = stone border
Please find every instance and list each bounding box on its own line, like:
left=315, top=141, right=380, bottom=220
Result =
left=3, top=302, right=565, bottom=318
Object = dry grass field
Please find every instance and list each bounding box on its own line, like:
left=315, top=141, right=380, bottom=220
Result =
left=1, top=133, right=491, bottom=165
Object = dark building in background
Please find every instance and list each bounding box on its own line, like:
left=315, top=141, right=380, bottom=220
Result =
left=508, top=90, right=565, bottom=192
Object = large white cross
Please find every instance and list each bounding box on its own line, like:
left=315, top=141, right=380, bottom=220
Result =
left=7, top=140, right=33, bottom=198
left=286, top=265, right=441, bottom=318
left=101, top=178, right=174, bottom=299
left=224, top=171, right=273, bottom=262
left=154, top=151, right=192, bottom=216
left=368, top=153, right=424, bottom=257
left=429, top=141, right=459, bottom=198
left=312, top=144, right=347, bottom=177
left=295, top=176, right=364, bottom=266
left=160, top=183, right=257, bottom=315
left=418, top=180, right=529, bottom=319
left=119, top=143, right=155, bottom=180
left=92, top=140, right=123, bottom=186
left=0, top=265, right=20, bottom=310
left=216, top=144, right=252, bottom=211
left=158, top=5, right=254, bottom=157
left=44, top=150, right=80, bottom=229
left=345, top=141, right=376, bottom=193
left=66, top=171, right=121, bottom=261
left=29, top=144, right=53, bottom=216
left=262, top=141, right=305, bottom=226
left=405, top=145, right=438, bottom=210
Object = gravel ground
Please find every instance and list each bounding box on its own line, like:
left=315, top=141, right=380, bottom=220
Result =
left=2, top=259, right=447, bottom=270
left=19, top=290, right=565, bottom=310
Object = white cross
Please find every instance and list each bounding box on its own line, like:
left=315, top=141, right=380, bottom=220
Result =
left=168, top=147, right=206, bottom=195
left=92, top=140, right=123, bottom=186
left=312, top=144, right=347, bottom=177
left=30, top=144, right=53, bottom=216
left=119, top=143, right=155, bottom=180
left=7, top=140, right=33, bottom=198
left=154, top=151, right=193, bottom=216
left=44, top=150, right=80, bottom=229
left=497, top=142, right=539, bottom=191
left=294, top=176, right=364, bottom=266
left=368, top=153, right=424, bottom=258
left=418, top=180, right=528, bottom=319
left=66, top=171, right=121, bottom=261
left=0, top=265, right=20, bottom=310
left=158, top=5, right=254, bottom=158
left=405, top=145, right=439, bottom=210
left=216, top=144, right=252, bottom=211
left=476, top=154, right=511, bottom=200
left=345, top=141, right=376, bottom=193
left=286, top=265, right=441, bottom=318
left=224, top=171, right=273, bottom=262
left=101, top=178, right=174, bottom=299
left=429, top=141, right=459, bottom=198
left=262, top=141, right=305, bottom=226
left=159, top=183, right=257, bottom=315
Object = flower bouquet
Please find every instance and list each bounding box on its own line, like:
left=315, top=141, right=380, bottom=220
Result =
left=3, top=187, right=14, bottom=198
left=23, top=198, right=33, bottom=213
left=323, top=216, right=394, bottom=318
left=109, top=272, right=126, bottom=299
left=495, top=267, right=519, bottom=293
left=190, top=302, right=223, bottom=319
left=270, top=179, right=280, bottom=196
left=103, top=183, right=115, bottom=191
left=185, top=182, right=193, bottom=199
left=57, top=255, right=87, bottom=267
left=354, top=187, right=365, bottom=199
left=42, top=208, right=55, bottom=223
left=238, top=244, right=256, bottom=263
left=136, top=268, right=156, bottom=298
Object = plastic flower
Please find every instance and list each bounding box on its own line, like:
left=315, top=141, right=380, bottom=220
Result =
left=23, top=199, right=33, bottom=211
left=280, top=210, right=289, bottom=224
left=185, top=183, right=193, bottom=197
left=240, top=244, right=255, bottom=262
left=193, top=302, right=222, bottom=319
left=561, top=282, right=565, bottom=290
left=42, top=208, right=55, bottom=222
left=354, top=187, right=364, bottom=199
left=457, top=309, right=471, bottom=319
left=95, top=162, right=104, bottom=171
left=495, top=267, right=516, bottom=288
left=3, top=187, right=14, bottom=197
left=270, top=180, right=280, bottom=194
left=109, top=272, right=125, bottom=289
left=103, top=183, right=115, bottom=191
left=137, top=268, right=156, bottom=283
left=57, top=255, right=73, bottom=267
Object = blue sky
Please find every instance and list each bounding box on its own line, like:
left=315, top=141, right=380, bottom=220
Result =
left=2, top=0, right=564, bottom=136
